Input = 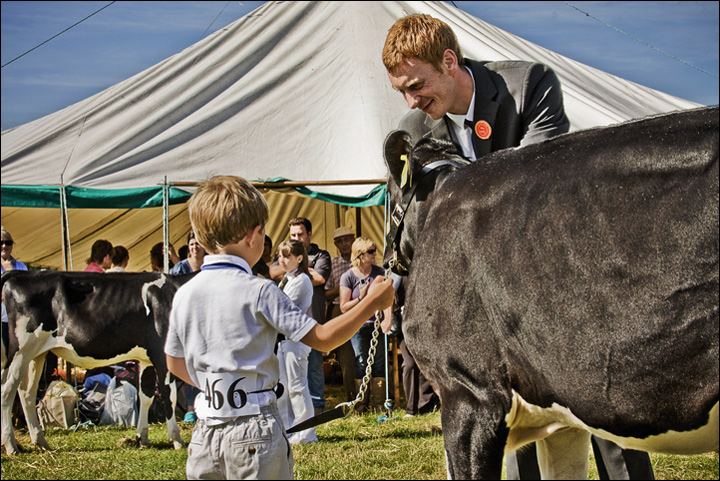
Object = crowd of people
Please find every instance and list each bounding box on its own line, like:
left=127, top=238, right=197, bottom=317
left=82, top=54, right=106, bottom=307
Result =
left=3, top=216, right=422, bottom=423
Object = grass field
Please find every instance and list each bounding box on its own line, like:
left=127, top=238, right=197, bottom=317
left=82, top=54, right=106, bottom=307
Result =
left=1, top=384, right=718, bottom=480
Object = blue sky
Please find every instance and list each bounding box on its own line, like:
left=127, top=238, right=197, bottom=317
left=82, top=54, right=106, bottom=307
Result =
left=1, top=1, right=718, bottom=130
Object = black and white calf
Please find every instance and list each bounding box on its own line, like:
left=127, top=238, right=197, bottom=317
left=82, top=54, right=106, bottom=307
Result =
left=384, top=106, right=719, bottom=479
left=1, top=270, right=197, bottom=454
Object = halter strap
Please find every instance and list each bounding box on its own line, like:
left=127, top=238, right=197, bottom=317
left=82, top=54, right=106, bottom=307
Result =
left=386, top=158, right=468, bottom=275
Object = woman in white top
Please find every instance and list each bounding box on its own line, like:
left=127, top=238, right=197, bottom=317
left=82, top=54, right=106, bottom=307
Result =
left=275, top=239, right=318, bottom=444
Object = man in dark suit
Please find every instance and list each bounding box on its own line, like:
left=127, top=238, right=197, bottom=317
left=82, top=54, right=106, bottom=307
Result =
left=382, top=13, right=569, bottom=160
left=381, top=13, right=653, bottom=480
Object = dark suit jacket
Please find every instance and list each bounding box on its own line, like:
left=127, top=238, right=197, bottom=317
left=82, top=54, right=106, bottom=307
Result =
left=398, top=59, right=570, bottom=155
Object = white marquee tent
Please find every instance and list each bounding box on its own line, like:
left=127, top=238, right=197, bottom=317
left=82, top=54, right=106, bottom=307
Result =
left=1, top=1, right=699, bottom=271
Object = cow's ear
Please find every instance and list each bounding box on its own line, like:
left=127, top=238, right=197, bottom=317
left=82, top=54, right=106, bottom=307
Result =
left=384, top=130, right=413, bottom=188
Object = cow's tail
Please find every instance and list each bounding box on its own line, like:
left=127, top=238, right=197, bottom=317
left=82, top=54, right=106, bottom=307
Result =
left=1, top=270, right=27, bottom=371
left=1, top=272, right=10, bottom=372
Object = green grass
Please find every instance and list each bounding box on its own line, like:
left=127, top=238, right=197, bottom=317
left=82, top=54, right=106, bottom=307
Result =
left=1, top=384, right=717, bottom=479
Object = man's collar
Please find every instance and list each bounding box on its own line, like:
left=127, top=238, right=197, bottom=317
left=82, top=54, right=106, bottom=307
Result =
left=445, top=65, right=476, bottom=127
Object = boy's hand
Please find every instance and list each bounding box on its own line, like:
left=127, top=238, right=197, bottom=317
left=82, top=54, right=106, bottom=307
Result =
left=365, top=276, right=395, bottom=310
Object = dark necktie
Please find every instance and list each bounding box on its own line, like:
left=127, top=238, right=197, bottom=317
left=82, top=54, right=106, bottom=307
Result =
left=278, top=277, right=288, bottom=291
left=464, top=119, right=479, bottom=157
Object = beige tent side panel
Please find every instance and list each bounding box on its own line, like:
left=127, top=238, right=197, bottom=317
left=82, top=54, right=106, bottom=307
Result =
left=2, top=194, right=385, bottom=273
left=1, top=207, right=63, bottom=269
left=1, top=205, right=191, bottom=272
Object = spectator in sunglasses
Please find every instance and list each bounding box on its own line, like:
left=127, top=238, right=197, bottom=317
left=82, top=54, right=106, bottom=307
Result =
left=339, top=238, right=392, bottom=413
left=1, top=228, right=26, bottom=275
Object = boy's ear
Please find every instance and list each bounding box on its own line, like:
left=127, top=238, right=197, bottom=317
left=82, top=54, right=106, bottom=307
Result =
left=246, top=225, right=264, bottom=246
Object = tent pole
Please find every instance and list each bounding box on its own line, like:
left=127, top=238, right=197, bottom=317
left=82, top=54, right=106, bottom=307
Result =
left=59, top=180, right=67, bottom=271
left=355, top=207, right=362, bottom=237
left=163, top=176, right=170, bottom=273
left=58, top=177, right=74, bottom=384
left=59, top=177, right=72, bottom=271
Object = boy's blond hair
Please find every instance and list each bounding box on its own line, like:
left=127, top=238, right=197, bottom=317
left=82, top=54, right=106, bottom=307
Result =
left=350, top=237, right=376, bottom=268
left=382, top=13, right=463, bottom=75
left=188, top=176, right=269, bottom=254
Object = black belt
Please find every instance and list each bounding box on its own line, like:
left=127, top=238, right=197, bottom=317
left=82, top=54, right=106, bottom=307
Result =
left=249, top=383, right=284, bottom=399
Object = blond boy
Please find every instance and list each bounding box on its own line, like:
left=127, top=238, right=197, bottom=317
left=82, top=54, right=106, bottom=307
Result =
left=165, top=176, right=394, bottom=479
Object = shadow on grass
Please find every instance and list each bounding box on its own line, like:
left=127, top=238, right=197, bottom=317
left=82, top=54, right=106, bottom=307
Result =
left=8, top=424, right=189, bottom=454
left=318, top=429, right=442, bottom=442
left=314, top=413, right=443, bottom=443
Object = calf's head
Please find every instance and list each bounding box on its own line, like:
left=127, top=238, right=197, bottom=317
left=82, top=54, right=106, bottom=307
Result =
left=383, top=130, right=469, bottom=275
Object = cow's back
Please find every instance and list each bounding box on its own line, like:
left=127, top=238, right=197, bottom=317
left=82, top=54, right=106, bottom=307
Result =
left=3, top=271, right=187, bottom=364
left=405, top=107, right=719, bottom=439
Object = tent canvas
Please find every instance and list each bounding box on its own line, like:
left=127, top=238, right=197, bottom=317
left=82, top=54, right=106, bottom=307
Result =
left=1, top=1, right=699, bottom=271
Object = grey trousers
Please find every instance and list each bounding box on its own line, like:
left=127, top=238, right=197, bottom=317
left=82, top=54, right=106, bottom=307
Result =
left=186, top=402, right=293, bottom=480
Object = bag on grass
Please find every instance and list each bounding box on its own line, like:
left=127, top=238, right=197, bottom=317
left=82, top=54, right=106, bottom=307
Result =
left=36, top=380, right=80, bottom=429
left=78, top=380, right=108, bottom=424
left=100, top=377, right=139, bottom=427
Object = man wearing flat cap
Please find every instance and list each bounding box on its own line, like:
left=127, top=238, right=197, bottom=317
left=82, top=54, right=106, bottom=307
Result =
left=325, top=226, right=357, bottom=401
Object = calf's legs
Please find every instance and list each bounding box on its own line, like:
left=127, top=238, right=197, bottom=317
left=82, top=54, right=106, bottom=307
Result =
left=2, top=332, right=52, bottom=454
left=18, top=354, right=51, bottom=450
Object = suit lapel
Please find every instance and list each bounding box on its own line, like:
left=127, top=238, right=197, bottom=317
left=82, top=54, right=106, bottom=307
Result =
left=467, top=60, right=499, bottom=158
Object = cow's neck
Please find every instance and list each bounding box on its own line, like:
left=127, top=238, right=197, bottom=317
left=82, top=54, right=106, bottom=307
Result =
left=399, top=168, right=454, bottom=272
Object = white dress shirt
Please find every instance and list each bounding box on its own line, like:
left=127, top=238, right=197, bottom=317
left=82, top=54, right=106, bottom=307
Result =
left=445, top=66, right=477, bottom=161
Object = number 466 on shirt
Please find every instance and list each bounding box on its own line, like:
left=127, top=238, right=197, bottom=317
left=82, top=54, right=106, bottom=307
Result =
left=194, top=372, right=261, bottom=418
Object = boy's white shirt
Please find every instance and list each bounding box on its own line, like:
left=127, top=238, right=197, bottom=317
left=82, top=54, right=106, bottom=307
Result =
left=164, top=254, right=317, bottom=423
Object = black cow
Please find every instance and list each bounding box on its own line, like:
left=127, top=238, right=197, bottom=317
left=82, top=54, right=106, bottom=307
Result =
left=383, top=106, right=719, bottom=479
left=1, top=270, right=197, bottom=455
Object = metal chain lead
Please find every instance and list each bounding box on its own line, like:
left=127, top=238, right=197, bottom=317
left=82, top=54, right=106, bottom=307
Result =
left=342, top=310, right=382, bottom=412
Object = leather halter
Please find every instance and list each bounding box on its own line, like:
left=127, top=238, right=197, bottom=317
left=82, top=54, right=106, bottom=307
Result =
left=385, top=159, right=468, bottom=275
